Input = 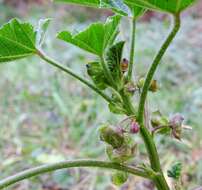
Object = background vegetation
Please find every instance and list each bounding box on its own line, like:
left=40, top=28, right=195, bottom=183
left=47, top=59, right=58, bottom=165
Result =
left=0, top=0, right=202, bottom=189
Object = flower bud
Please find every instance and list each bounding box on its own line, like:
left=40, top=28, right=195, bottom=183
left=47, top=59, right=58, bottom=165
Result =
left=121, top=58, right=129, bottom=73
left=169, top=113, right=184, bottom=128
left=137, top=77, right=145, bottom=88
left=169, top=114, right=184, bottom=140
left=111, top=172, right=128, bottom=186
left=130, top=120, right=140, bottom=134
left=125, top=82, right=137, bottom=95
left=99, top=124, right=124, bottom=149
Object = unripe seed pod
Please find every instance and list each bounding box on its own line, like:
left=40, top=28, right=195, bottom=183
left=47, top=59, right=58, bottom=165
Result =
left=130, top=120, right=140, bottom=134
left=111, top=172, right=128, bottom=186
left=99, top=125, right=124, bottom=149
left=121, top=58, right=129, bottom=73
left=149, top=80, right=159, bottom=92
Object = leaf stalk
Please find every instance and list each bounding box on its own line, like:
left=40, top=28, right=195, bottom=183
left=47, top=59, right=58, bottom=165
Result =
left=37, top=50, right=112, bottom=103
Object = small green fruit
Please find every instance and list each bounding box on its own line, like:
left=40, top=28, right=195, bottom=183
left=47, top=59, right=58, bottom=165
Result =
left=111, top=172, right=128, bottom=186
left=99, top=125, right=124, bottom=148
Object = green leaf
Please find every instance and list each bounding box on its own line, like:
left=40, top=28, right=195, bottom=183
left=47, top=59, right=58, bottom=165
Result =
left=0, top=18, right=37, bottom=63
left=167, top=162, right=182, bottom=180
left=106, top=41, right=125, bottom=86
left=125, top=3, right=146, bottom=18
left=86, top=62, right=108, bottom=90
left=57, top=15, right=121, bottom=56
left=100, top=0, right=132, bottom=16
left=0, top=18, right=51, bottom=63
left=54, top=0, right=146, bottom=18
left=125, top=0, right=197, bottom=13
left=54, top=0, right=100, bottom=7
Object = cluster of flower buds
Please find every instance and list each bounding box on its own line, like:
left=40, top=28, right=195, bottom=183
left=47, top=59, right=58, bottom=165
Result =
left=99, top=124, right=137, bottom=186
left=151, top=111, right=189, bottom=140
left=137, top=78, right=159, bottom=93
left=151, top=110, right=170, bottom=135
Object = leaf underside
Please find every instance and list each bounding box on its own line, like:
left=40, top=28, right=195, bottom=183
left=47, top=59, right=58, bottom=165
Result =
left=54, top=0, right=146, bottom=18
left=100, top=0, right=132, bottom=16
left=87, top=62, right=108, bottom=90
left=106, top=41, right=125, bottom=83
left=125, top=0, right=197, bottom=13
left=0, top=19, right=37, bottom=63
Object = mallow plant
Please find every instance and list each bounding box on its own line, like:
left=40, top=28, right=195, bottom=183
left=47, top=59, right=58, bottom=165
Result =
left=0, top=0, right=200, bottom=189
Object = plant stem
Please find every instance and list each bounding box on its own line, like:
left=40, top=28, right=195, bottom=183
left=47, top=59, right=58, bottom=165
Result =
left=127, top=18, right=136, bottom=81
left=119, top=89, right=136, bottom=115
left=137, top=14, right=181, bottom=125
left=0, top=160, right=150, bottom=189
left=120, top=93, right=169, bottom=190
left=37, top=50, right=112, bottom=103
left=134, top=14, right=181, bottom=190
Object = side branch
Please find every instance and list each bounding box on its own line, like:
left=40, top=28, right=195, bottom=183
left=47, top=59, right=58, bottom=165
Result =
left=0, top=160, right=150, bottom=189
left=37, top=51, right=112, bottom=103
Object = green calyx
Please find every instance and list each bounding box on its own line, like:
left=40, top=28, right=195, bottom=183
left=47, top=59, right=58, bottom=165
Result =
left=99, top=124, right=125, bottom=148
left=106, top=144, right=136, bottom=163
left=111, top=171, right=129, bottom=186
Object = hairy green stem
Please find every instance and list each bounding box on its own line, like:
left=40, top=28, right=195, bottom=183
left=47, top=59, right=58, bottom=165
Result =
left=0, top=160, right=150, bottom=189
left=127, top=18, right=136, bottom=81
left=37, top=51, right=112, bottom=103
left=120, top=92, right=168, bottom=189
left=135, top=14, right=181, bottom=190
left=138, top=14, right=181, bottom=125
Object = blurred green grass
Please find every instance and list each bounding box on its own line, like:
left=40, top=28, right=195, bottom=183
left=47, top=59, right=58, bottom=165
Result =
left=0, top=2, right=202, bottom=190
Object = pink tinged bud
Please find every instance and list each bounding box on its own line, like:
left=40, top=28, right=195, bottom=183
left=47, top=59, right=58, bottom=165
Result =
left=170, top=113, right=184, bottom=128
left=130, top=121, right=140, bottom=134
